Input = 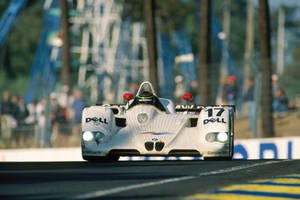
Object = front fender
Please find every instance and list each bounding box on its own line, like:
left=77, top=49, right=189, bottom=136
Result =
left=82, top=106, right=116, bottom=134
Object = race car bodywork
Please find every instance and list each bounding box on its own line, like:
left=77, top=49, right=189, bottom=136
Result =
left=81, top=81, right=235, bottom=161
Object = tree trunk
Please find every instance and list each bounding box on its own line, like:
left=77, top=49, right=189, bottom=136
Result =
left=258, top=0, right=274, bottom=137
left=59, top=0, right=72, bottom=89
left=198, top=0, right=212, bottom=104
left=276, top=8, right=285, bottom=75
left=243, top=0, right=254, bottom=88
left=143, top=0, right=159, bottom=94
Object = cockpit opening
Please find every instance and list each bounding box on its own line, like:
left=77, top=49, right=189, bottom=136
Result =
left=128, top=82, right=166, bottom=112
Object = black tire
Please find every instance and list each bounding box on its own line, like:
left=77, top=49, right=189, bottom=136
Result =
left=203, top=138, right=234, bottom=161
left=204, top=137, right=234, bottom=161
left=203, top=156, right=232, bottom=161
left=82, top=155, right=119, bottom=162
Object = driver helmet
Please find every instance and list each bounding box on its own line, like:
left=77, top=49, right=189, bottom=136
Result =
left=136, top=90, right=156, bottom=105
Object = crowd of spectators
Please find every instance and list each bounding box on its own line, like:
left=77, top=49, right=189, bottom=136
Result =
left=0, top=86, right=87, bottom=148
left=271, top=74, right=296, bottom=113
left=221, top=75, right=238, bottom=105
left=1, top=76, right=298, bottom=147
left=220, top=74, right=296, bottom=114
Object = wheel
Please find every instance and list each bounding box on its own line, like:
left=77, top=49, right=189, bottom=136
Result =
left=82, top=155, right=119, bottom=162
left=203, top=156, right=232, bottom=161
left=203, top=137, right=234, bottom=161
left=203, top=140, right=234, bottom=161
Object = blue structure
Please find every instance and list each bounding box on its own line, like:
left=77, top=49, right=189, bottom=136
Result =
left=25, top=1, right=61, bottom=102
left=158, top=29, right=197, bottom=101
left=211, top=14, right=237, bottom=77
left=114, top=19, right=132, bottom=99
left=157, top=29, right=197, bottom=100
left=174, top=29, right=196, bottom=81
left=158, top=32, right=175, bottom=99
left=0, top=0, right=61, bottom=102
left=0, top=0, right=27, bottom=47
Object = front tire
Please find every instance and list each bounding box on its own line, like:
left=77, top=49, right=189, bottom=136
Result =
left=203, top=135, right=234, bottom=161
left=82, top=155, right=119, bottom=162
left=203, top=156, right=232, bottom=161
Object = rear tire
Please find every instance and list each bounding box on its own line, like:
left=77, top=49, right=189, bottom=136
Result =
left=82, top=155, right=119, bottom=162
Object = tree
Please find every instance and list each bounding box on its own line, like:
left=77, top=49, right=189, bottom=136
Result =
left=198, top=0, right=212, bottom=104
left=258, top=0, right=274, bottom=137
left=243, top=0, right=254, bottom=86
left=1, top=1, right=42, bottom=77
left=143, top=0, right=159, bottom=93
left=59, top=0, right=72, bottom=89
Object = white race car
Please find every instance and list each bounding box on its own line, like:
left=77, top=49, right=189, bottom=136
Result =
left=81, top=81, right=235, bottom=161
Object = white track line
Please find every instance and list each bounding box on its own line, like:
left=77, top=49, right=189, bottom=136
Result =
left=70, top=160, right=290, bottom=199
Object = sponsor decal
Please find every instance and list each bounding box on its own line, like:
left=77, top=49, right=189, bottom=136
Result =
left=141, top=132, right=173, bottom=135
left=85, top=117, right=108, bottom=124
left=175, top=105, right=202, bottom=110
left=203, top=118, right=226, bottom=125
left=234, top=141, right=294, bottom=159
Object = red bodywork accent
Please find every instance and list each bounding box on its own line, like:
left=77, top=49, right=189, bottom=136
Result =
left=123, top=93, right=134, bottom=101
left=182, top=93, right=193, bottom=101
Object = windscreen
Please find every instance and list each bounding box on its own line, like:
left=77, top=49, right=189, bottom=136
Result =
left=136, top=82, right=156, bottom=97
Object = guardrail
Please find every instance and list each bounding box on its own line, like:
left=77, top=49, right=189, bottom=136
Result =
left=1, top=137, right=300, bottom=161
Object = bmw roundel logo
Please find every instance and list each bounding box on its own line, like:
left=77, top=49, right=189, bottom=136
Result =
left=137, top=113, right=149, bottom=124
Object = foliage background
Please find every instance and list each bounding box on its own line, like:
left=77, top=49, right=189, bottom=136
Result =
left=0, top=0, right=42, bottom=95
left=0, top=0, right=300, bottom=98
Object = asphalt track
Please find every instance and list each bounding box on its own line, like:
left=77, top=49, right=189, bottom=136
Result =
left=0, top=160, right=300, bottom=200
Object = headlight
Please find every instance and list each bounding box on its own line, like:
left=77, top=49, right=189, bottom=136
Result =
left=94, top=132, right=105, bottom=143
left=205, top=133, right=216, bottom=142
left=82, top=131, right=93, bottom=141
left=137, top=113, right=149, bottom=124
left=205, top=132, right=228, bottom=143
left=217, top=132, right=228, bottom=142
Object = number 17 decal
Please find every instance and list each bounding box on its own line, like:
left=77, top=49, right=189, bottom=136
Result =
left=205, top=108, right=225, bottom=117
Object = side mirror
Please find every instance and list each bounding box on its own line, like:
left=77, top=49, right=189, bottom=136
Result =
left=182, top=93, right=193, bottom=101
left=123, top=93, right=134, bottom=101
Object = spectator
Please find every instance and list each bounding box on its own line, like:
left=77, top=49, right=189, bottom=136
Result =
left=1, top=91, right=13, bottom=115
left=16, top=98, right=29, bottom=125
left=243, top=78, right=254, bottom=103
left=52, top=95, right=70, bottom=144
left=188, top=80, right=199, bottom=104
left=49, top=92, right=59, bottom=123
left=0, top=91, right=15, bottom=139
left=71, top=89, right=86, bottom=137
left=273, top=88, right=289, bottom=113
left=25, top=99, right=38, bottom=125
left=54, top=106, right=69, bottom=124
left=243, top=78, right=255, bottom=135
left=49, top=93, right=64, bottom=146
left=35, top=98, right=48, bottom=147
left=222, top=75, right=238, bottom=105
left=57, top=85, right=70, bottom=109
left=272, top=74, right=280, bottom=96
left=14, top=98, right=29, bottom=145
left=11, top=94, right=20, bottom=120
left=174, top=75, right=185, bottom=104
